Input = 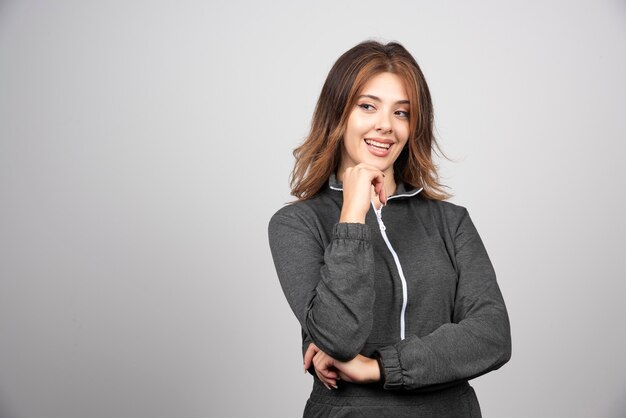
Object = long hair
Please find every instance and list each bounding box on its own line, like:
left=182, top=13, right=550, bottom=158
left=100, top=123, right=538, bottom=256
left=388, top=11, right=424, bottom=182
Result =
left=290, top=40, right=450, bottom=201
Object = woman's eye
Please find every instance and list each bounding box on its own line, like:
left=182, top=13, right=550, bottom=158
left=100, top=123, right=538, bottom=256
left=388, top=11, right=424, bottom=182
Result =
left=395, top=110, right=410, bottom=118
left=358, top=103, right=375, bottom=111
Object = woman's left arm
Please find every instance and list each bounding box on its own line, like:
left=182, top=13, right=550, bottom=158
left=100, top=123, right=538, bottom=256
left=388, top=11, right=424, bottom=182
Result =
left=375, top=208, right=512, bottom=390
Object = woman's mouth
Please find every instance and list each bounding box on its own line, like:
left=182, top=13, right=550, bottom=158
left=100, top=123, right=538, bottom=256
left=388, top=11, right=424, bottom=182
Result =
left=364, top=138, right=391, bottom=150
left=364, top=138, right=393, bottom=157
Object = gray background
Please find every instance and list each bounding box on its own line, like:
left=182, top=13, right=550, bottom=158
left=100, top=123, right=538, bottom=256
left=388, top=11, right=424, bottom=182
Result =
left=1, top=0, right=625, bottom=417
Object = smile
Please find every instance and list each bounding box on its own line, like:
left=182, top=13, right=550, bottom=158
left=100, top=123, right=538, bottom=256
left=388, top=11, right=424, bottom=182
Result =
left=364, top=138, right=392, bottom=150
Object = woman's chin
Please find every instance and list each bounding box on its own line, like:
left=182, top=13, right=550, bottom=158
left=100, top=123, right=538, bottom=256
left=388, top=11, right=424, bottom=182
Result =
left=361, top=158, right=394, bottom=174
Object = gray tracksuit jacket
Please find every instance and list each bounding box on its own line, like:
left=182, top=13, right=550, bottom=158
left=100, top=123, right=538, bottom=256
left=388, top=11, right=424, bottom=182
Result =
left=268, top=175, right=511, bottom=417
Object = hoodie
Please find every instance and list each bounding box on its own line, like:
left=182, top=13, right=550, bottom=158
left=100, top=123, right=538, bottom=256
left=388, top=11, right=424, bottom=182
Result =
left=268, top=175, right=511, bottom=416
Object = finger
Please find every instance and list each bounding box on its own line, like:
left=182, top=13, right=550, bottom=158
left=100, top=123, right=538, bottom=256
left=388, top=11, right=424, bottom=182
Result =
left=379, top=183, right=387, bottom=205
left=325, top=370, right=339, bottom=379
left=337, top=370, right=350, bottom=382
left=322, top=377, right=338, bottom=389
left=371, top=174, right=386, bottom=205
left=313, top=353, right=338, bottom=387
left=314, top=369, right=329, bottom=389
left=318, top=367, right=338, bottom=380
left=313, top=353, right=329, bottom=375
left=315, top=369, right=337, bottom=390
left=303, top=343, right=319, bottom=372
left=373, top=181, right=382, bottom=196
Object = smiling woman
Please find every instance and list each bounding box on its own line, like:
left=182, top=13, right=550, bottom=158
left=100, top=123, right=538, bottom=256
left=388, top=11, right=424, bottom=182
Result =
left=341, top=73, right=410, bottom=172
left=268, top=40, right=511, bottom=417
left=289, top=41, right=448, bottom=203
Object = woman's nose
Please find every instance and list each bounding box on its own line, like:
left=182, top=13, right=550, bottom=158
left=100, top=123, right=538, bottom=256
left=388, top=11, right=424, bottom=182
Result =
left=375, top=115, right=392, bottom=134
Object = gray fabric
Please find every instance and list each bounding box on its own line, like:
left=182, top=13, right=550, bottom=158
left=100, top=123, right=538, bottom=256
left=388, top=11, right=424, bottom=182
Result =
left=304, top=381, right=481, bottom=417
left=268, top=176, right=511, bottom=415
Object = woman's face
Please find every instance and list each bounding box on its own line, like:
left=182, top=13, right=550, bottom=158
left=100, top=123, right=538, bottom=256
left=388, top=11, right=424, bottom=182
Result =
left=340, top=72, right=410, bottom=176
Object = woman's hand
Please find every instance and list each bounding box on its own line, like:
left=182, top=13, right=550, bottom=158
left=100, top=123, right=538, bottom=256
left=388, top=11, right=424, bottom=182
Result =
left=303, top=343, right=381, bottom=389
left=305, top=345, right=340, bottom=389
left=339, top=163, right=386, bottom=224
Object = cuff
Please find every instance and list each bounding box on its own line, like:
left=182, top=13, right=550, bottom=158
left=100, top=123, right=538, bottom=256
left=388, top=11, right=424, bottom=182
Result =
left=375, top=345, right=404, bottom=390
left=333, top=223, right=371, bottom=241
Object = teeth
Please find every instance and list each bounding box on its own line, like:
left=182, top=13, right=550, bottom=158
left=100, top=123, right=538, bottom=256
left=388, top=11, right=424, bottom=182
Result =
left=365, top=139, right=391, bottom=149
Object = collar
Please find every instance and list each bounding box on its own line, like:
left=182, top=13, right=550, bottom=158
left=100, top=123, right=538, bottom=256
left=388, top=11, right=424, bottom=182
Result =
left=328, top=173, right=423, bottom=200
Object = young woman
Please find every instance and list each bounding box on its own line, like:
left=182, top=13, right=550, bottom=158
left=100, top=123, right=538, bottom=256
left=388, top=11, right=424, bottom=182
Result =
left=268, top=40, right=511, bottom=417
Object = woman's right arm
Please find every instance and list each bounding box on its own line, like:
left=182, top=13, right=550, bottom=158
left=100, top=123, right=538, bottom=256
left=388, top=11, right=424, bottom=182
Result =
left=269, top=164, right=385, bottom=364
left=268, top=208, right=375, bottom=361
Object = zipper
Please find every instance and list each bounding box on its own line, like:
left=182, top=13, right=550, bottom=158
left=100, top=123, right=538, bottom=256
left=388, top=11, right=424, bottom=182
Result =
left=373, top=202, right=409, bottom=341
left=328, top=181, right=424, bottom=341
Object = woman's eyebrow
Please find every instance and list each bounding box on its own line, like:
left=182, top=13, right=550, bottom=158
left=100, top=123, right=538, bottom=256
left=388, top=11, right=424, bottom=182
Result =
left=358, top=94, right=410, bottom=105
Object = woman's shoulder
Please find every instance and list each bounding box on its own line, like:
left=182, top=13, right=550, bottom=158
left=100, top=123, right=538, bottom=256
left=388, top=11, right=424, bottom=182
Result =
left=268, top=192, right=336, bottom=233
left=270, top=194, right=326, bottom=221
left=411, top=197, right=477, bottom=242
left=269, top=201, right=311, bottom=228
left=420, top=197, right=469, bottom=222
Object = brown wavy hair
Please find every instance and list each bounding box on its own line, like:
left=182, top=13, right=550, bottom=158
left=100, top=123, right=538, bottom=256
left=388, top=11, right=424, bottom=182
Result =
left=290, top=40, right=450, bottom=201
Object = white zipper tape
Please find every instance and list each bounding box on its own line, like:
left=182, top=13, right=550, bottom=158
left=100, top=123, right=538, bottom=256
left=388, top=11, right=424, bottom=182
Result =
left=373, top=202, right=409, bottom=341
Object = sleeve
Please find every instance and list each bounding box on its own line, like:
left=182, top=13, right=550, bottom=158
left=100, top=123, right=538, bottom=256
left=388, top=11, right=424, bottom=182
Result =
left=374, top=208, right=512, bottom=390
left=268, top=209, right=376, bottom=361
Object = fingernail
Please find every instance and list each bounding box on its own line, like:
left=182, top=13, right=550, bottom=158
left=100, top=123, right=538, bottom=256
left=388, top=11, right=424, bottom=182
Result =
left=333, top=385, right=338, bottom=389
